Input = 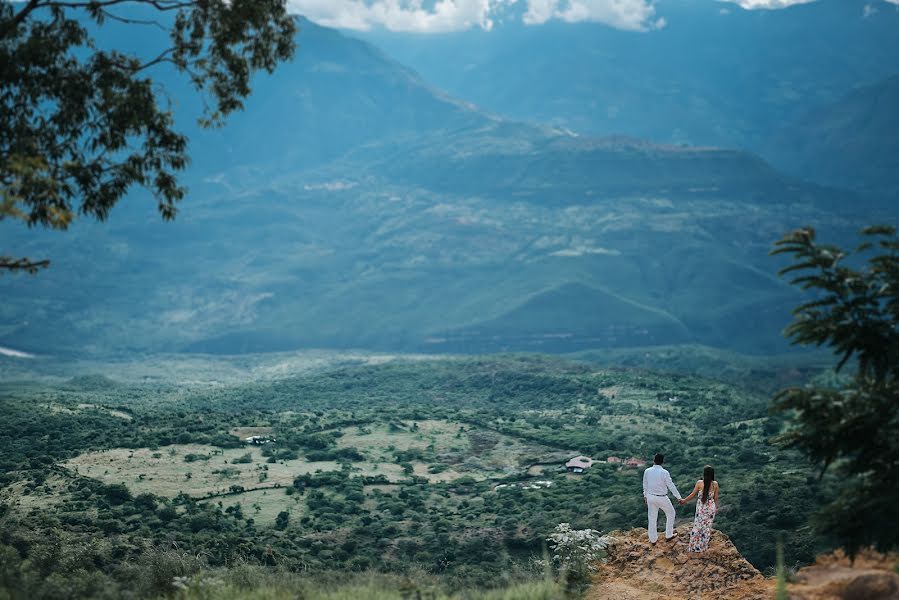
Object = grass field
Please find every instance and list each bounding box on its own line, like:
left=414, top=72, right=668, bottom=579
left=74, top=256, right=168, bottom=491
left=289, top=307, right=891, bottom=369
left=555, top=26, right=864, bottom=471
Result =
left=61, top=418, right=574, bottom=518
left=214, top=488, right=305, bottom=526
left=64, top=444, right=349, bottom=498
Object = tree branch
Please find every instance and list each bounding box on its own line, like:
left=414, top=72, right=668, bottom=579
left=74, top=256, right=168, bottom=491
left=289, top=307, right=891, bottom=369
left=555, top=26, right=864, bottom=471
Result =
left=41, top=0, right=195, bottom=12
left=11, top=0, right=44, bottom=27
left=99, top=7, right=168, bottom=31
left=0, top=256, right=51, bottom=274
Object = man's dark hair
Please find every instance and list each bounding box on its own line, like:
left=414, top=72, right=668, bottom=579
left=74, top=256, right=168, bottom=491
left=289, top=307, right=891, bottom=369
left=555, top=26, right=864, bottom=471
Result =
left=654, top=453, right=664, bottom=465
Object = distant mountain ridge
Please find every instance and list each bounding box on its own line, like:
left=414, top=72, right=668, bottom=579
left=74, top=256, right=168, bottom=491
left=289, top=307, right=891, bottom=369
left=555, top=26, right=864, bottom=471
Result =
left=349, top=128, right=827, bottom=204
left=179, top=17, right=489, bottom=174
left=0, top=15, right=881, bottom=358
left=766, top=74, right=899, bottom=196
left=357, top=0, right=899, bottom=186
left=173, top=19, right=826, bottom=203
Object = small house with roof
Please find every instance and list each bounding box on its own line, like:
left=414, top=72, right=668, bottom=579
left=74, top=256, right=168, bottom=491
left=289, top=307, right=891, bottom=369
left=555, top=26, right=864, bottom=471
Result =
left=245, top=435, right=274, bottom=445
left=565, top=456, right=595, bottom=473
left=625, top=457, right=646, bottom=468
left=607, top=456, right=623, bottom=464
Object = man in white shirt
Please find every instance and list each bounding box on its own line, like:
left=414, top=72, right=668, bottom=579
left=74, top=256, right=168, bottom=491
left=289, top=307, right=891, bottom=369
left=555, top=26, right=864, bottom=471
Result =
left=642, top=453, right=682, bottom=544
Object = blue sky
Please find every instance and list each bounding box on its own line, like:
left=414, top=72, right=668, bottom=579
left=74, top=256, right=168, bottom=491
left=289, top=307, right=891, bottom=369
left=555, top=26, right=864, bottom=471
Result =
left=287, top=0, right=898, bottom=33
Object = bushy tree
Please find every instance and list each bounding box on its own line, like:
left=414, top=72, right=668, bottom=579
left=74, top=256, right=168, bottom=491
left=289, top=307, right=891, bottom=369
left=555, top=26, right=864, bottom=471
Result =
left=1, top=0, right=296, bottom=272
left=546, top=523, right=609, bottom=588
left=771, top=225, right=898, bottom=555
left=100, top=482, right=132, bottom=505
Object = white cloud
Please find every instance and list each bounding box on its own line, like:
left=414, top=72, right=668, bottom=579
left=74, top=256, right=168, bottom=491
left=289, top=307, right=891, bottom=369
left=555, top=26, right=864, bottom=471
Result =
left=722, top=0, right=811, bottom=7
left=0, top=346, right=35, bottom=359
left=722, top=0, right=899, bottom=9
left=290, top=0, right=663, bottom=33
left=522, top=0, right=664, bottom=31
left=289, top=0, right=899, bottom=34
left=288, top=0, right=500, bottom=33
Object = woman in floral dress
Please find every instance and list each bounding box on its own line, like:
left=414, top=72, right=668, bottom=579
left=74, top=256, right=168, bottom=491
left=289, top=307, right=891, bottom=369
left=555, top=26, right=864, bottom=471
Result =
left=678, top=465, right=719, bottom=553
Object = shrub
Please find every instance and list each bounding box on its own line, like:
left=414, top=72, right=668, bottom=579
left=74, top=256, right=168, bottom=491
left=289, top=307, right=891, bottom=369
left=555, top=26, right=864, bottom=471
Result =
left=212, top=468, right=240, bottom=479
left=232, top=453, right=253, bottom=464
left=546, top=523, right=609, bottom=588
left=101, top=483, right=132, bottom=506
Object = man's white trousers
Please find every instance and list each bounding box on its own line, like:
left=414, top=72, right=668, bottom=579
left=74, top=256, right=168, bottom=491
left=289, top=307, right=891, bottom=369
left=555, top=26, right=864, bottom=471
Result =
left=646, top=495, right=676, bottom=543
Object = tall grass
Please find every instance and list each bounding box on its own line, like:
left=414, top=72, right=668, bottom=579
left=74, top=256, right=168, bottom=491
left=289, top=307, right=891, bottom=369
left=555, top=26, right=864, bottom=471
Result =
left=166, top=569, right=566, bottom=600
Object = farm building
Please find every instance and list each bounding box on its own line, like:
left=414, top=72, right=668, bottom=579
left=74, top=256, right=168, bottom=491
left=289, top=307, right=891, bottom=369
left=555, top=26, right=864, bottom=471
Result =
left=625, top=457, right=647, bottom=468
left=244, top=435, right=274, bottom=445
left=607, top=456, right=623, bottom=464
left=565, top=456, right=595, bottom=473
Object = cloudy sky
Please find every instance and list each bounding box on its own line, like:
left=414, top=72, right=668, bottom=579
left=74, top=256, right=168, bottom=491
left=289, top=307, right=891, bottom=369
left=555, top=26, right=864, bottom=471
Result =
left=287, top=0, right=897, bottom=33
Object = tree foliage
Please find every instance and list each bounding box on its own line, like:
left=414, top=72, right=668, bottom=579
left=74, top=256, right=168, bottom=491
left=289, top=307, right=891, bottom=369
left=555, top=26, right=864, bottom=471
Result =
left=546, top=523, right=609, bottom=588
left=0, top=0, right=296, bottom=272
left=771, top=225, right=899, bottom=555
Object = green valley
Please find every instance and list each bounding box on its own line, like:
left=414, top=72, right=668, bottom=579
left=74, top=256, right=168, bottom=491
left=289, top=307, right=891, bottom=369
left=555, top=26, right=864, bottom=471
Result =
left=0, top=354, right=831, bottom=598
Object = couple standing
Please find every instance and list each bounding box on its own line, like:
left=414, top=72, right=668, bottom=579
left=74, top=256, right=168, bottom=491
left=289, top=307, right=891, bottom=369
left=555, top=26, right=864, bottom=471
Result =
left=642, top=453, right=718, bottom=553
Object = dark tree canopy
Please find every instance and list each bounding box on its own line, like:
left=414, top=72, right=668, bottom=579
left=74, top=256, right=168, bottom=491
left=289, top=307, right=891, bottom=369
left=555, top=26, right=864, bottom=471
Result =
left=1, top=0, right=297, bottom=272
left=771, top=225, right=899, bottom=556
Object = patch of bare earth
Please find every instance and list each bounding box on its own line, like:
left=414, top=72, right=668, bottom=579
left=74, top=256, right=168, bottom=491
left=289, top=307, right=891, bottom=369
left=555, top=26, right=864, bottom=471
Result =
left=787, top=549, right=899, bottom=600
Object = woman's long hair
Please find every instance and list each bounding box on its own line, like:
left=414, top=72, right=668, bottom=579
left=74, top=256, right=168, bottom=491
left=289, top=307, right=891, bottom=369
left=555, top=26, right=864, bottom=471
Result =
left=701, top=465, right=715, bottom=503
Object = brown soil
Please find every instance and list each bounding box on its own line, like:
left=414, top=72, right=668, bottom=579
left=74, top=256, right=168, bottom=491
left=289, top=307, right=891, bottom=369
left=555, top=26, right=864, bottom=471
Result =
left=787, top=549, right=899, bottom=600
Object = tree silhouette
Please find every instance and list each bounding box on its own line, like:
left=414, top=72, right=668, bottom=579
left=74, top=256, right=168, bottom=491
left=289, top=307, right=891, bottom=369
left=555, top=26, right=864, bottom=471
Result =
left=1, top=0, right=296, bottom=272
left=772, top=225, right=898, bottom=555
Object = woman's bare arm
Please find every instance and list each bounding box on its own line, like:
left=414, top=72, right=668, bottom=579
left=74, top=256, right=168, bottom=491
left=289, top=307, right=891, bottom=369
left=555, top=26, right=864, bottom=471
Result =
left=680, top=481, right=701, bottom=504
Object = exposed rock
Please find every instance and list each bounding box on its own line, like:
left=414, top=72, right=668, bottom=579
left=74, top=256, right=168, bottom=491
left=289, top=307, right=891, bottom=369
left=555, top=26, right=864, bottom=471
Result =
left=586, top=529, right=899, bottom=600
left=587, top=525, right=770, bottom=600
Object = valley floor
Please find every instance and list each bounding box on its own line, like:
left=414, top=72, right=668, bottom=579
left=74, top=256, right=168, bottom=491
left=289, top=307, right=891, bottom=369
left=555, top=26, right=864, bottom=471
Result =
left=0, top=352, right=841, bottom=598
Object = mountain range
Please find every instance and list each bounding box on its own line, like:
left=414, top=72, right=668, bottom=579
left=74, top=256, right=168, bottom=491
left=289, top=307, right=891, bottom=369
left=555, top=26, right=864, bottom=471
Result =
left=361, top=0, right=899, bottom=193
left=0, top=7, right=895, bottom=359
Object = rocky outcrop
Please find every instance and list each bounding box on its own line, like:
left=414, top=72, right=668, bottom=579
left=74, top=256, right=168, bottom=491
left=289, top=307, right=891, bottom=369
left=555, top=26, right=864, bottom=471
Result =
left=586, top=526, right=899, bottom=600
left=587, top=525, right=768, bottom=600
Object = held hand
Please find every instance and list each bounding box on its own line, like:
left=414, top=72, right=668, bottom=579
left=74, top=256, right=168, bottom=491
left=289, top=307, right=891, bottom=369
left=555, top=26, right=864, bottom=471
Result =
left=678, top=499, right=686, bottom=505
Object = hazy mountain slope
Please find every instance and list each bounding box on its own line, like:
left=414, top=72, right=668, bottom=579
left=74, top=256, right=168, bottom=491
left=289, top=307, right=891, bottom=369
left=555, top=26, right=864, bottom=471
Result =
left=353, top=128, right=826, bottom=204
left=766, top=74, right=899, bottom=195
left=0, top=18, right=880, bottom=358
left=85, top=14, right=488, bottom=175
left=190, top=18, right=488, bottom=173
left=0, top=176, right=865, bottom=357
left=359, top=0, right=899, bottom=154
